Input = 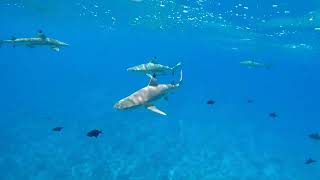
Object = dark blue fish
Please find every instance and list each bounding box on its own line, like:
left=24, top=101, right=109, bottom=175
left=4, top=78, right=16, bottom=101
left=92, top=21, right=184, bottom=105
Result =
left=309, top=133, right=320, bottom=140
left=247, top=100, right=253, bottom=103
left=269, top=112, right=278, bottom=119
left=87, top=129, right=102, bottom=138
left=52, top=127, right=63, bottom=132
left=206, top=100, right=215, bottom=105
left=305, top=158, right=316, bottom=165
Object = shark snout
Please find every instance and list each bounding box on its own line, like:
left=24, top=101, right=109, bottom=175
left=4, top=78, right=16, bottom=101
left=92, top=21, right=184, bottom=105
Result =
left=113, top=102, right=121, bottom=109
left=60, top=42, right=69, bottom=46
left=114, top=100, right=127, bottom=110
left=54, top=40, right=69, bottom=47
left=126, top=67, right=136, bottom=71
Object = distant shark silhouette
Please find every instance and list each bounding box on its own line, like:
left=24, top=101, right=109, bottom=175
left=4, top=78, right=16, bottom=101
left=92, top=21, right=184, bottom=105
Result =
left=114, top=70, right=183, bottom=116
left=240, top=60, right=270, bottom=69
left=0, top=30, right=68, bottom=52
left=127, top=58, right=181, bottom=77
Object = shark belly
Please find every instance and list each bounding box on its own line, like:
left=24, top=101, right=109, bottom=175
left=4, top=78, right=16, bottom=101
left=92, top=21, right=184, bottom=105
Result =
left=127, top=63, right=171, bottom=75
left=6, top=39, right=47, bottom=46
left=2, top=40, right=29, bottom=46
left=115, top=86, right=163, bottom=110
left=146, top=65, right=170, bottom=74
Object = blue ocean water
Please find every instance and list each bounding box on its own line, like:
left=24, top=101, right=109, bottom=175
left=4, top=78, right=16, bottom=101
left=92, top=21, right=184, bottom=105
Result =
left=1, top=0, right=320, bottom=179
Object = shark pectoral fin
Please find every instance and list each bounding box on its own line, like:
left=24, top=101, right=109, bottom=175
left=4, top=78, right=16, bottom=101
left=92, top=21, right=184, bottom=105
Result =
left=52, top=47, right=60, bottom=52
left=146, top=105, right=167, bottom=116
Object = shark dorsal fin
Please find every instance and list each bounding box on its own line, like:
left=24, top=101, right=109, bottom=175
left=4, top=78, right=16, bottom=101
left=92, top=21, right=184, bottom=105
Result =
left=37, top=30, right=47, bottom=39
left=150, top=60, right=157, bottom=64
left=149, top=57, right=158, bottom=64
left=146, top=74, right=158, bottom=86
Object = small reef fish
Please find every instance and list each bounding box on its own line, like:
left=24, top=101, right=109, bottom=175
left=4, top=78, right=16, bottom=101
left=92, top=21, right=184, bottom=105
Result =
left=240, top=60, right=270, bottom=69
left=0, top=30, right=69, bottom=52
left=114, top=70, right=183, bottom=116
left=247, top=99, right=253, bottom=103
left=87, top=129, right=102, bottom=138
left=309, top=133, right=320, bottom=140
left=52, top=127, right=63, bottom=132
left=269, top=112, right=278, bottom=119
left=305, top=158, right=317, bottom=165
left=206, top=100, right=215, bottom=105
left=127, top=57, right=182, bottom=77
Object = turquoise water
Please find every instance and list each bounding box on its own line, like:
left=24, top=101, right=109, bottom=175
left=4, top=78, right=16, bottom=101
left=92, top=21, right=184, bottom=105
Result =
left=1, top=0, right=320, bottom=179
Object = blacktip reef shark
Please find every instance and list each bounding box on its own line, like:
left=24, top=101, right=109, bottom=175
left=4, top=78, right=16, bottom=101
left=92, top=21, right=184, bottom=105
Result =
left=114, top=70, right=183, bottom=116
left=127, top=58, right=182, bottom=77
left=240, top=60, right=271, bottom=69
left=0, top=30, right=68, bottom=52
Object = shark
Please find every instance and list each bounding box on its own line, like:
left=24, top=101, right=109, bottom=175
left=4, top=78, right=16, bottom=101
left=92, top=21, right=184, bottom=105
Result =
left=240, top=60, right=271, bottom=69
left=127, top=58, right=182, bottom=77
left=114, top=70, right=183, bottom=116
left=0, top=30, right=69, bottom=52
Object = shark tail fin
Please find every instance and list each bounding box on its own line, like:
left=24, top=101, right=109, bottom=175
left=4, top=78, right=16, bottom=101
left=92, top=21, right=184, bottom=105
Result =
left=171, top=62, right=182, bottom=75
left=175, top=70, right=183, bottom=87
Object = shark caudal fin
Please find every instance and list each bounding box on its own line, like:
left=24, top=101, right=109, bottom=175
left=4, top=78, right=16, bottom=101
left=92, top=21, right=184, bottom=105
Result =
left=171, top=62, right=182, bottom=75
left=172, top=70, right=183, bottom=87
left=177, top=70, right=183, bottom=86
